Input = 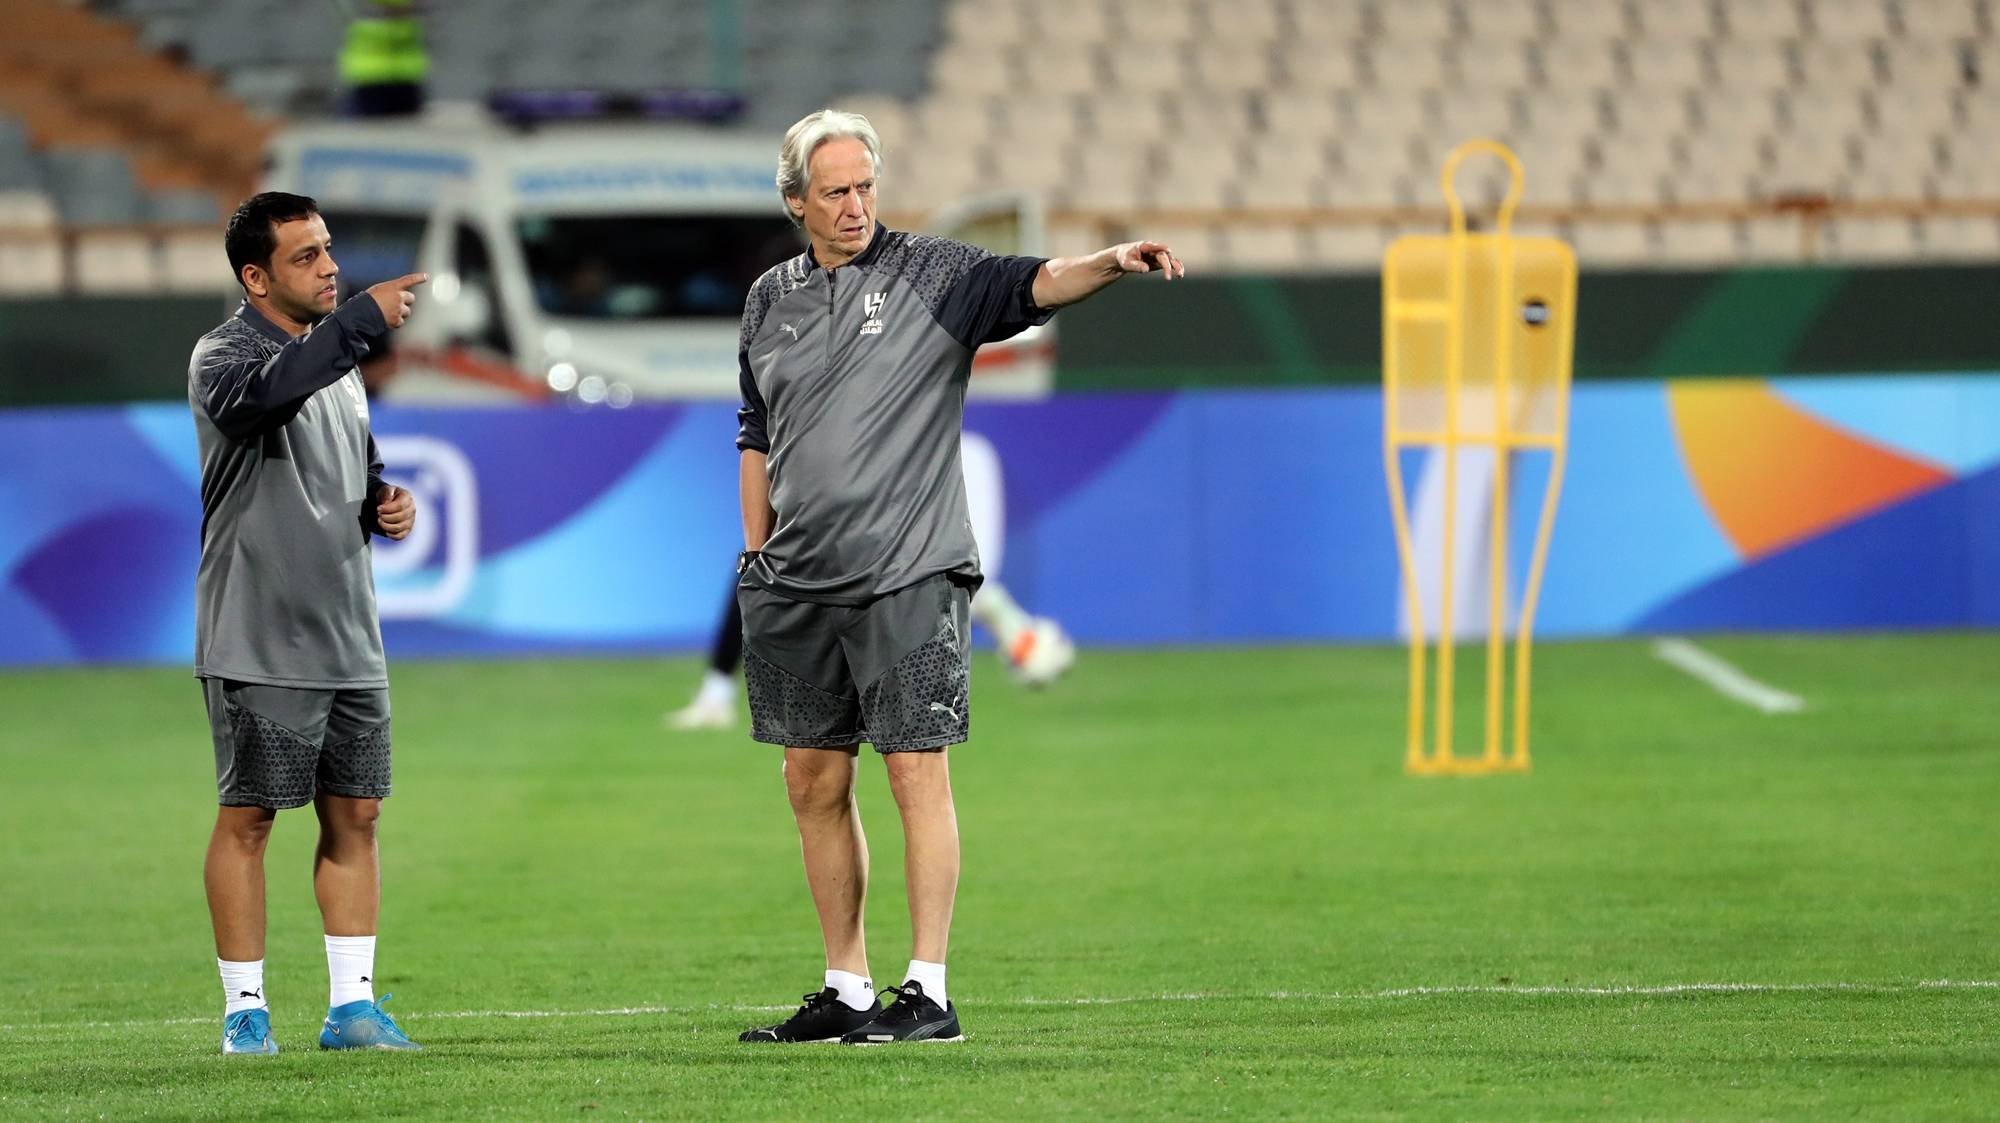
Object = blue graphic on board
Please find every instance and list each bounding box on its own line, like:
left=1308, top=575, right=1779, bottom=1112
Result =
left=2, top=374, right=1997, bottom=668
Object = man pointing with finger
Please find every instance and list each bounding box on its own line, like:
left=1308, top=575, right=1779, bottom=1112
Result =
left=733, top=109, right=1185, bottom=1046
left=189, top=191, right=427, bottom=1055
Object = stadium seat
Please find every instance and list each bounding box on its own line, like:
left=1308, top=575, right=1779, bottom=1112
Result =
left=1274, top=41, right=1363, bottom=89
left=1201, top=1, right=1281, bottom=44
left=1026, top=0, right=1112, bottom=41
left=1190, top=43, right=1275, bottom=95
left=1624, top=40, right=1707, bottom=89
left=1017, top=44, right=1099, bottom=96
left=161, top=227, right=233, bottom=292
left=1809, top=0, right=1896, bottom=40
left=1427, top=90, right=1521, bottom=144
left=1119, top=1, right=1197, bottom=43
left=1764, top=132, right=1857, bottom=192
left=1606, top=87, right=1695, bottom=136
left=0, top=230, right=64, bottom=293
left=1521, top=91, right=1607, bottom=137
left=1103, top=49, right=1191, bottom=96
left=1544, top=0, right=1630, bottom=39
left=1536, top=37, right=1622, bottom=88
left=1068, top=143, right=1151, bottom=211
left=1850, top=123, right=1946, bottom=173
left=1245, top=133, right=1332, bottom=180
left=1631, top=0, right=1722, bottom=37
left=1309, top=222, right=1388, bottom=269
left=930, top=42, right=1011, bottom=96
left=1594, top=132, right=1679, bottom=178
left=1918, top=214, right=2000, bottom=258
left=1156, top=145, right=1237, bottom=198
left=1691, top=85, right=1785, bottom=137
left=910, top=94, right=994, bottom=145
left=1322, top=162, right=1407, bottom=209
left=145, top=189, right=222, bottom=224
left=1289, top=0, right=1367, bottom=40
left=1740, top=215, right=1807, bottom=259
left=1932, top=158, right=2000, bottom=201
left=1446, top=40, right=1535, bottom=90
left=1463, top=2, right=1545, bottom=40
left=1795, top=40, right=1881, bottom=88
left=1837, top=163, right=1931, bottom=200
left=1677, top=132, right=1768, bottom=184
left=40, top=147, right=144, bottom=227
left=1825, top=215, right=1921, bottom=260
left=948, top=1, right=1024, bottom=45
left=1664, top=164, right=1759, bottom=205
left=1221, top=225, right=1313, bottom=272
left=1237, top=169, right=1324, bottom=209
left=1577, top=164, right=1667, bottom=208
left=1897, top=0, right=1983, bottom=39
left=1086, top=93, right=1172, bottom=140
left=1784, top=86, right=1872, bottom=134
left=70, top=229, right=160, bottom=293
left=1568, top=220, right=1656, bottom=265
left=1726, top=1, right=1809, bottom=39
left=1363, top=39, right=1450, bottom=88
left=1375, top=0, right=1456, bottom=41
left=1653, top=219, right=1741, bottom=265
left=1710, top=41, right=1795, bottom=88
left=1878, top=41, right=1968, bottom=90
left=990, top=141, right=1067, bottom=194
left=1169, top=91, right=1256, bottom=135
left=989, top=92, right=1081, bottom=147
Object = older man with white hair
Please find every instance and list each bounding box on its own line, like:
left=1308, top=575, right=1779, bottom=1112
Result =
left=733, top=108, right=1183, bottom=1045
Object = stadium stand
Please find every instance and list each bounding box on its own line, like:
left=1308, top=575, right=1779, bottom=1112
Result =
left=2, top=0, right=1995, bottom=285
left=0, top=0, right=270, bottom=292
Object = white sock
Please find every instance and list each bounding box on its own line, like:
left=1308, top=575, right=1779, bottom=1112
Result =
left=325, top=934, right=376, bottom=1008
left=971, top=583, right=1031, bottom=652
left=825, top=968, right=875, bottom=1011
left=220, top=958, right=267, bottom=1015
left=695, top=669, right=736, bottom=708
left=904, top=959, right=947, bottom=1008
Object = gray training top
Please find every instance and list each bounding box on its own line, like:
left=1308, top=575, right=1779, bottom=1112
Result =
left=188, top=298, right=392, bottom=688
left=735, top=225, right=1053, bottom=605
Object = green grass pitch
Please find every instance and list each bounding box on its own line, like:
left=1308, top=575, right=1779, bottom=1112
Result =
left=3, top=634, right=1998, bottom=1120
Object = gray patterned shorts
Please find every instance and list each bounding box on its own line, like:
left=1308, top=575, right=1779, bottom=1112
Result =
left=200, top=679, right=393, bottom=809
left=739, top=572, right=973, bottom=753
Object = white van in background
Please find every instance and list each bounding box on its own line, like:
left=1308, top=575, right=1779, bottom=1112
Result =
left=265, top=113, right=1053, bottom=403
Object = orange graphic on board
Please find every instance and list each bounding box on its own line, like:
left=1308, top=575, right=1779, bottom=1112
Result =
left=1667, top=380, right=1951, bottom=560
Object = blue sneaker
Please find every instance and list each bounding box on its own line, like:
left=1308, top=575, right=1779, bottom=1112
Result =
left=319, top=994, right=422, bottom=1051
left=222, top=1008, right=278, bottom=1055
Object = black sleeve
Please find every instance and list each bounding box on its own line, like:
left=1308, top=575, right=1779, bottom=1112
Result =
left=361, top=431, right=388, bottom=537
left=936, top=254, right=1055, bottom=349
left=195, top=296, right=388, bottom=441
left=735, top=349, right=770, bottom=453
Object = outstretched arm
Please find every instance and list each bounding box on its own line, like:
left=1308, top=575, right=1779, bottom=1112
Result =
left=1030, top=241, right=1185, bottom=310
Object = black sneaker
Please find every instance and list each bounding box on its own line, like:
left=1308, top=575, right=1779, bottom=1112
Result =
left=839, top=981, right=963, bottom=1045
left=739, top=987, right=881, bottom=1043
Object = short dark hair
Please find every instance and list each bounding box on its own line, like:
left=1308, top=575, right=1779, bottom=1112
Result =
left=224, top=192, right=320, bottom=289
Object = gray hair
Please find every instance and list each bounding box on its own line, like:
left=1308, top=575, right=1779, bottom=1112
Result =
left=776, top=108, right=884, bottom=227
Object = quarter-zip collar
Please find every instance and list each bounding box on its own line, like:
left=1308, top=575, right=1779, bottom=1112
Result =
left=236, top=301, right=304, bottom=345
left=805, top=222, right=892, bottom=274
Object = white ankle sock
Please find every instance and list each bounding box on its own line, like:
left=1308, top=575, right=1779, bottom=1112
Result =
left=220, top=958, right=267, bottom=1015
left=825, top=968, right=875, bottom=1011
left=904, top=959, right=947, bottom=1008
left=696, top=670, right=736, bottom=707
left=325, top=935, right=376, bottom=1008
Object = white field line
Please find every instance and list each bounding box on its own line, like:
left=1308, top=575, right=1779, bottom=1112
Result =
left=1652, top=637, right=1806, bottom=714
left=4, top=979, right=1993, bottom=1033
